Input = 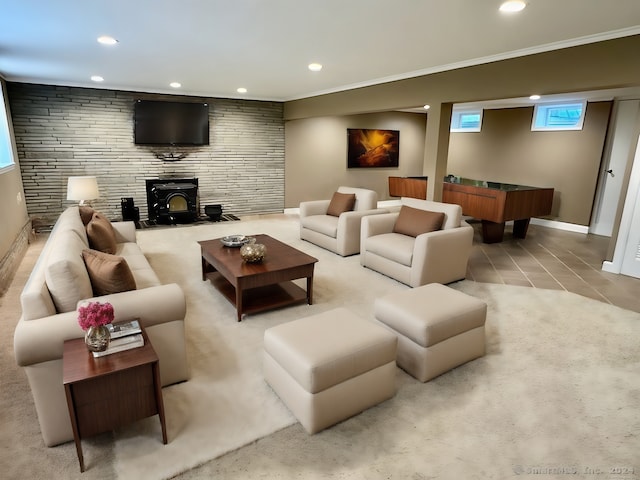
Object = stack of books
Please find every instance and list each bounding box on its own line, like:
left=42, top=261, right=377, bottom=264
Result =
left=93, top=320, right=144, bottom=358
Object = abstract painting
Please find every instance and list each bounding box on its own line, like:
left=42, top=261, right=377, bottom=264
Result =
left=347, top=128, right=399, bottom=168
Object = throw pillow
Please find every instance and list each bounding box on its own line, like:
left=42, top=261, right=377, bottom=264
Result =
left=44, top=230, right=94, bottom=313
left=326, top=192, right=356, bottom=217
left=78, top=206, right=95, bottom=226
left=393, top=206, right=445, bottom=237
left=86, top=212, right=118, bottom=254
left=82, top=249, right=137, bottom=296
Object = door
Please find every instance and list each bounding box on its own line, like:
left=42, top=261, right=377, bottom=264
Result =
left=620, top=139, right=640, bottom=278
left=591, top=100, right=640, bottom=236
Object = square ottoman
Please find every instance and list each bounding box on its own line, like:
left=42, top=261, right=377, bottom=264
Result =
left=374, top=283, right=486, bottom=382
left=263, top=307, right=397, bottom=434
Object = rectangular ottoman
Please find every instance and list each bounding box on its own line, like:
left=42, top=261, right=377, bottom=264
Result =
left=374, top=283, right=486, bottom=382
left=263, top=307, right=397, bottom=434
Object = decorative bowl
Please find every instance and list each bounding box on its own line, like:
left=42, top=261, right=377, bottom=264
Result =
left=221, top=235, right=251, bottom=247
left=240, top=243, right=267, bottom=263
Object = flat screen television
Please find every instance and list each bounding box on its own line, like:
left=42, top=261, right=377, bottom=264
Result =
left=134, top=100, right=209, bottom=146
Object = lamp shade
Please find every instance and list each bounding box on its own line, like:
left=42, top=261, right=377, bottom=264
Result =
left=67, top=176, right=99, bottom=204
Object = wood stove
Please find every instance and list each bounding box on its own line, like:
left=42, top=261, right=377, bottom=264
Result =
left=145, top=178, right=199, bottom=224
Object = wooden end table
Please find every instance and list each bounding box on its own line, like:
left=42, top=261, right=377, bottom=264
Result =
left=63, top=329, right=167, bottom=472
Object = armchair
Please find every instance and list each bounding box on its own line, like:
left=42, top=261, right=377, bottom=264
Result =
left=300, top=186, right=387, bottom=256
left=360, top=197, right=473, bottom=286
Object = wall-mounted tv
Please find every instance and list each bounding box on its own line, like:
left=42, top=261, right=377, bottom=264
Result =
left=134, top=100, right=209, bottom=146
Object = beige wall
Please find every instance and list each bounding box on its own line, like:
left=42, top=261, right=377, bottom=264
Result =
left=284, top=35, right=640, bottom=120
left=0, top=78, right=28, bottom=260
left=0, top=77, right=29, bottom=293
left=448, top=102, right=612, bottom=225
left=285, top=112, right=426, bottom=207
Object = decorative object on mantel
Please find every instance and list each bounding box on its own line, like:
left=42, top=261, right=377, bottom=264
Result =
left=153, top=152, right=188, bottom=162
left=240, top=242, right=266, bottom=263
left=77, top=301, right=114, bottom=352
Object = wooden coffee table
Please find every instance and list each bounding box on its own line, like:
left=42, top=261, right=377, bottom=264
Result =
left=198, top=234, right=318, bottom=321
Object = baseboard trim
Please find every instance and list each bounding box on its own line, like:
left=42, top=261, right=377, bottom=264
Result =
left=529, top=218, right=590, bottom=234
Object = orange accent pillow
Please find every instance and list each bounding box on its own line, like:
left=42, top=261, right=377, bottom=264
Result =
left=326, top=192, right=356, bottom=217
left=82, top=249, right=136, bottom=296
left=393, top=206, right=445, bottom=237
left=86, top=212, right=117, bottom=254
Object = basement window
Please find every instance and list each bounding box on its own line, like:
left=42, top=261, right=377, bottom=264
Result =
left=531, top=101, right=586, bottom=131
left=0, top=84, right=16, bottom=174
left=450, top=109, right=483, bottom=132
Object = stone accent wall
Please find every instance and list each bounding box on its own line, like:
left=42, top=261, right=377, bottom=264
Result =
left=8, top=83, right=284, bottom=228
left=0, top=219, right=30, bottom=295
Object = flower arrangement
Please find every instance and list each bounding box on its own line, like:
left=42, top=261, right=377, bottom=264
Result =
left=77, top=301, right=114, bottom=331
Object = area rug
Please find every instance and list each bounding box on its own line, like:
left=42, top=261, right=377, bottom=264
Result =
left=112, top=215, right=409, bottom=479
left=2, top=215, right=639, bottom=480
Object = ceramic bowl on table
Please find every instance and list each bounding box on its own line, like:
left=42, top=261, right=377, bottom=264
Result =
left=220, top=235, right=252, bottom=247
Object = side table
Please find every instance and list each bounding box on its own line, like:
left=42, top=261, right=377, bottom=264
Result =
left=63, top=329, right=167, bottom=472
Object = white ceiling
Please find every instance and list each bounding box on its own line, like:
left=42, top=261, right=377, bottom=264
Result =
left=1, top=0, right=640, bottom=103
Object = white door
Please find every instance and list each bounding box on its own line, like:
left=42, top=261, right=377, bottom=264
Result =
left=591, top=100, right=640, bottom=236
left=620, top=135, right=640, bottom=278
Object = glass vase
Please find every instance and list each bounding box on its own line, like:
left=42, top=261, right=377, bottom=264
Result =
left=85, top=325, right=111, bottom=352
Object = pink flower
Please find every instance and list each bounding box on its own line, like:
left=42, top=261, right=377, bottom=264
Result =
left=77, top=302, right=114, bottom=330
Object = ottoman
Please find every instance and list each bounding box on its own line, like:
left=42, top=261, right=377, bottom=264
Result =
left=374, top=283, right=486, bottom=382
left=263, top=307, right=397, bottom=434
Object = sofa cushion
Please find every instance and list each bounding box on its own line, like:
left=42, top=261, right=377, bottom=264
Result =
left=393, top=206, right=445, bottom=237
left=55, top=205, right=89, bottom=247
left=114, top=243, right=162, bottom=288
left=82, top=249, right=137, bottom=296
left=78, top=206, right=95, bottom=226
left=365, top=232, right=415, bottom=266
left=86, top=212, right=117, bottom=254
left=326, top=192, right=356, bottom=217
left=300, top=214, right=339, bottom=238
left=44, top=230, right=94, bottom=313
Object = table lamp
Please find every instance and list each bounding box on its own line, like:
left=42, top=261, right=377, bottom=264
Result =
left=67, top=176, right=100, bottom=205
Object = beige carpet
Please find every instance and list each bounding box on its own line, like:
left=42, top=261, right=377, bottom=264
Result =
left=1, top=215, right=639, bottom=480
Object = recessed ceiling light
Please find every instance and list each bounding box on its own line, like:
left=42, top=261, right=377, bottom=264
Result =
left=169, top=82, right=181, bottom=88
left=423, top=105, right=431, bottom=110
left=237, top=87, right=247, bottom=94
left=308, top=63, right=322, bottom=72
left=529, top=94, right=541, bottom=100
left=97, top=35, right=118, bottom=45
left=499, top=1, right=526, bottom=13
left=90, top=75, right=104, bottom=82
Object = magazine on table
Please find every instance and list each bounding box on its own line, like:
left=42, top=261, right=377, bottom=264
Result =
left=92, top=333, right=144, bottom=358
left=106, top=319, right=141, bottom=339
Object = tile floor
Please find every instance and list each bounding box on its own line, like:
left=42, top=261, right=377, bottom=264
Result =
left=466, top=220, right=640, bottom=313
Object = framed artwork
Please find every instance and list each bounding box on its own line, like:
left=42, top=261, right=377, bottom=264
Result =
left=347, top=128, right=399, bottom=168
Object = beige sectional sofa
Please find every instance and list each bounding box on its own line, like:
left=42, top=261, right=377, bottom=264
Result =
left=14, top=206, right=189, bottom=447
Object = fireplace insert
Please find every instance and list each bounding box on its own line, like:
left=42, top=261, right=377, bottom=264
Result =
left=145, top=178, right=199, bottom=224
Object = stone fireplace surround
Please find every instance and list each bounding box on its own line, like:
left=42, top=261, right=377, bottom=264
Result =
left=145, top=178, right=199, bottom=225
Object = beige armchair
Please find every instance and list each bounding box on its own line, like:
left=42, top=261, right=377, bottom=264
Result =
left=300, top=186, right=386, bottom=256
left=360, top=197, right=473, bottom=286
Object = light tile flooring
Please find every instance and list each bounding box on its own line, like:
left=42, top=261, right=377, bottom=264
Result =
left=465, top=220, right=640, bottom=313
